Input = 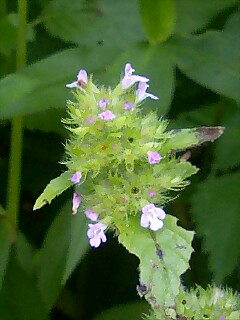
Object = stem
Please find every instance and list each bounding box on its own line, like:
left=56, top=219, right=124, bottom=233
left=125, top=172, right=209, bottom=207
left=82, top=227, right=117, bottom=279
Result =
left=0, top=0, right=7, bottom=18
left=6, top=0, right=27, bottom=228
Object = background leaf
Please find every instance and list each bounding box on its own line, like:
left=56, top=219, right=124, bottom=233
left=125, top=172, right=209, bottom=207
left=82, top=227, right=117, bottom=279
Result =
left=0, top=218, right=12, bottom=290
left=139, top=0, right=175, bottom=44
left=191, top=173, right=240, bottom=282
left=0, top=249, right=47, bottom=320
left=43, top=0, right=145, bottom=48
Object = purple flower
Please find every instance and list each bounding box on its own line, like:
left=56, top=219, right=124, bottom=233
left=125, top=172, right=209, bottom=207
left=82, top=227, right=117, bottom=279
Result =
left=66, top=69, right=88, bottom=88
left=71, top=171, right=82, bottom=184
left=124, top=101, right=135, bottom=110
left=86, top=115, right=95, bottom=124
left=147, top=151, right=162, bottom=164
left=121, top=63, right=149, bottom=90
left=98, top=110, right=116, bottom=121
left=141, top=204, right=166, bottom=231
left=148, top=189, right=157, bottom=197
left=85, top=208, right=99, bottom=221
left=87, top=222, right=107, bottom=248
left=136, top=82, right=158, bottom=103
left=72, top=192, right=81, bottom=215
left=98, top=98, right=109, bottom=109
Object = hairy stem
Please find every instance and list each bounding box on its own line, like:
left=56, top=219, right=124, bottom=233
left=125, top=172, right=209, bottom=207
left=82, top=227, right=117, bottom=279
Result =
left=6, top=0, right=27, bottom=228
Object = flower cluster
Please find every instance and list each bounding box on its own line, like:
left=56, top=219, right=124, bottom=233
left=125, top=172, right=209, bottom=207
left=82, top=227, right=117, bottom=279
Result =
left=66, top=63, right=167, bottom=247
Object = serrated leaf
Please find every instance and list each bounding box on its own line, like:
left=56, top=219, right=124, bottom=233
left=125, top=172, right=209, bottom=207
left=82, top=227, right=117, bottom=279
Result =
left=174, top=0, right=238, bottom=34
left=0, top=46, right=119, bottom=119
left=33, top=171, right=72, bottom=210
left=117, top=215, right=194, bottom=308
left=139, top=0, right=175, bottom=44
left=0, top=218, right=12, bottom=290
left=172, top=31, right=240, bottom=102
left=43, top=0, right=145, bottom=48
left=191, top=173, right=240, bottom=282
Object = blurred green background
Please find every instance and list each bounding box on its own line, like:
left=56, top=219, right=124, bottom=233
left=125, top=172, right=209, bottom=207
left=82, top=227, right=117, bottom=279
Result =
left=0, top=0, right=239, bottom=319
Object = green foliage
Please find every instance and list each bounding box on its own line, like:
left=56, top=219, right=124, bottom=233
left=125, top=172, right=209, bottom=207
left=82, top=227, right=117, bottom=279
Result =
left=139, top=0, right=175, bottom=44
left=117, top=215, right=194, bottom=309
left=0, top=218, right=11, bottom=290
left=191, top=173, right=240, bottom=283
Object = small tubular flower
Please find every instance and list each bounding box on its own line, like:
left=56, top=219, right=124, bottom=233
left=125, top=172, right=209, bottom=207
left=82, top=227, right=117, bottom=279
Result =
left=98, top=110, right=116, bottom=121
left=135, top=81, right=158, bottom=103
left=66, top=69, right=88, bottom=88
left=147, top=151, right=162, bottom=164
left=141, top=204, right=166, bottom=231
left=84, top=208, right=99, bottom=221
left=71, top=171, right=82, bottom=184
left=148, top=189, right=157, bottom=197
left=98, top=98, right=109, bottom=109
left=72, top=192, right=81, bottom=215
left=87, top=222, right=107, bottom=248
left=124, top=101, right=135, bottom=110
left=121, top=63, right=149, bottom=90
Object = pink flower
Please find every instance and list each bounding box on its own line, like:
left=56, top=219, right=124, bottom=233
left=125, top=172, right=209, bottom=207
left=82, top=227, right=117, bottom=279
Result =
left=84, top=208, right=99, bottom=221
left=87, top=222, right=107, bottom=248
left=147, top=151, right=162, bottom=164
left=98, top=110, right=116, bottom=121
left=86, top=115, right=95, bottom=124
left=66, top=69, right=88, bottom=88
left=124, top=101, right=135, bottom=110
left=71, top=171, right=82, bottom=184
left=148, top=189, right=157, bottom=197
left=136, top=82, right=158, bottom=103
left=98, top=98, right=109, bottom=109
left=72, top=192, right=81, bottom=215
left=121, top=63, right=149, bottom=90
left=141, top=204, right=166, bottom=231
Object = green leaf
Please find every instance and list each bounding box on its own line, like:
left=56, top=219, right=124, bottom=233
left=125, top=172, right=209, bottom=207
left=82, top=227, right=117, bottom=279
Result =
left=37, top=201, right=71, bottom=311
left=37, top=201, right=89, bottom=311
left=42, top=0, right=145, bottom=48
left=162, top=126, right=225, bottom=153
left=0, top=249, right=47, bottom=320
left=93, top=301, right=149, bottom=320
left=173, top=31, right=240, bottom=103
left=33, top=171, right=72, bottom=210
left=102, top=42, right=175, bottom=115
left=174, top=0, right=238, bottom=34
left=0, top=46, right=119, bottom=119
left=191, top=173, right=240, bottom=282
left=224, top=10, right=240, bottom=37
left=116, top=215, right=194, bottom=308
left=15, top=232, right=34, bottom=276
left=139, top=0, right=175, bottom=44
left=214, top=110, right=240, bottom=171
left=0, top=13, right=35, bottom=55
left=0, top=218, right=11, bottom=290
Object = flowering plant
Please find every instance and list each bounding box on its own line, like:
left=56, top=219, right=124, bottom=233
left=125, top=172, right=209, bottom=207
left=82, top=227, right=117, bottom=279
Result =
left=34, top=64, right=239, bottom=319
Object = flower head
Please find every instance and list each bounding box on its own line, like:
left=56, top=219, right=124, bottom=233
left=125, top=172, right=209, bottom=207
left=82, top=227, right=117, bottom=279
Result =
left=86, top=115, right=95, bottom=124
left=85, top=208, right=99, bottom=221
left=124, top=101, right=135, bottom=110
left=98, top=98, right=109, bottom=109
left=66, top=69, right=88, bottom=88
left=136, top=81, right=158, bottom=103
left=147, top=151, right=162, bottom=164
left=87, top=222, right=107, bottom=248
left=121, top=63, right=149, bottom=90
left=72, top=192, right=81, bottom=215
left=71, top=171, right=82, bottom=184
left=98, top=110, right=116, bottom=121
left=141, top=204, right=166, bottom=231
